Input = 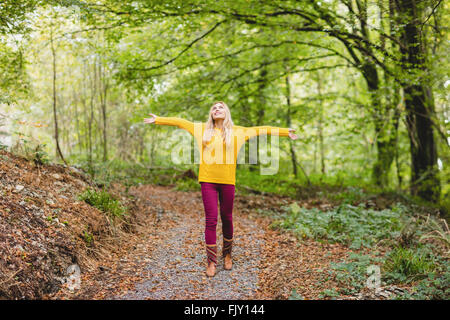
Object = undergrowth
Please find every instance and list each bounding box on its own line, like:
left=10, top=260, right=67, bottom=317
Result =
left=270, top=202, right=409, bottom=249
left=272, top=201, right=449, bottom=300
left=77, top=188, right=127, bottom=219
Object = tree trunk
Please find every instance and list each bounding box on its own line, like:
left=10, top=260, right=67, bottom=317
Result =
left=87, top=56, right=97, bottom=173
left=396, top=0, right=441, bottom=202
left=98, top=59, right=109, bottom=162
left=50, top=27, right=67, bottom=165
left=73, top=87, right=82, bottom=155
left=316, top=72, right=326, bottom=175
left=347, top=0, right=397, bottom=188
left=250, top=42, right=269, bottom=172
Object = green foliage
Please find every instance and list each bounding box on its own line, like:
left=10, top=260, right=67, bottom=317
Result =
left=288, top=288, right=304, bottom=300
left=419, top=217, right=450, bottom=251
left=271, top=201, right=407, bottom=249
left=0, top=0, right=38, bottom=35
left=394, top=260, right=450, bottom=300
left=318, top=288, right=340, bottom=299
left=326, top=248, right=449, bottom=299
left=328, top=252, right=384, bottom=296
left=236, top=166, right=411, bottom=207
left=33, top=143, right=50, bottom=165
left=174, top=178, right=200, bottom=192
left=236, top=165, right=299, bottom=198
left=77, top=188, right=126, bottom=219
left=9, top=133, right=50, bottom=164
left=76, top=158, right=197, bottom=190
left=0, top=0, right=37, bottom=103
left=384, top=246, right=449, bottom=299
left=383, top=246, right=437, bottom=283
left=83, top=228, right=94, bottom=247
left=274, top=197, right=449, bottom=299
left=325, top=186, right=367, bottom=204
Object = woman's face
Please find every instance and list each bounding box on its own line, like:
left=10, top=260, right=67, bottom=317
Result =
left=211, top=103, right=226, bottom=120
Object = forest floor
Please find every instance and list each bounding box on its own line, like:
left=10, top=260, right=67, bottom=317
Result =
left=0, top=149, right=408, bottom=300
left=51, top=184, right=372, bottom=300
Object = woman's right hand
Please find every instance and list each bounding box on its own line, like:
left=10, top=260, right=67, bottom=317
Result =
left=143, top=113, right=157, bottom=124
left=288, top=128, right=298, bottom=140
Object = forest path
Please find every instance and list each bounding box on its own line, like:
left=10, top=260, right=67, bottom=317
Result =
left=78, top=184, right=355, bottom=300
left=116, top=184, right=264, bottom=299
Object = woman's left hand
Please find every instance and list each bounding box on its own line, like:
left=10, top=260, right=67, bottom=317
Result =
left=288, top=128, right=298, bottom=140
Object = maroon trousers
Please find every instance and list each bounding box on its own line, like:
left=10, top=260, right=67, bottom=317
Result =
left=200, top=182, right=235, bottom=265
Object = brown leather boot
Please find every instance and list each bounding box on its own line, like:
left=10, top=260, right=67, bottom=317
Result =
left=206, top=244, right=217, bottom=277
left=206, top=261, right=216, bottom=277
left=223, top=237, right=233, bottom=270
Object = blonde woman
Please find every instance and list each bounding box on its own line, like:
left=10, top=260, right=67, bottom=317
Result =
left=144, top=101, right=298, bottom=277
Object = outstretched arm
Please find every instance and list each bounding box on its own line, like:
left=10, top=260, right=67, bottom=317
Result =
left=240, top=125, right=298, bottom=141
left=144, top=113, right=195, bottom=136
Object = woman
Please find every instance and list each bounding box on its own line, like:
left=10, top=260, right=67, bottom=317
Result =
left=144, top=101, right=298, bottom=277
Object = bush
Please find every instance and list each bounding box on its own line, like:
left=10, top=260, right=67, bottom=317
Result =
left=175, top=178, right=200, bottom=192
left=78, top=188, right=127, bottom=219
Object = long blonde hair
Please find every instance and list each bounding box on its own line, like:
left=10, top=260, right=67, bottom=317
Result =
left=202, top=101, right=234, bottom=147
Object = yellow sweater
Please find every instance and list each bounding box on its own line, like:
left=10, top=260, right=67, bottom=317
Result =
left=154, top=116, right=290, bottom=185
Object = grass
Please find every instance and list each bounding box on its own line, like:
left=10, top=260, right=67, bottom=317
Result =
left=383, top=246, right=437, bottom=283
left=77, top=188, right=127, bottom=219
left=83, top=229, right=94, bottom=247
left=174, top=178, right=201, bottom=192
left=394, top=259, right=450, bottom=300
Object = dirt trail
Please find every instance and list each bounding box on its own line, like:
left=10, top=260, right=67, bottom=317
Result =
left=117, top=188, right=264, bottom=299
left=72, top=184, right=355, bottom=300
